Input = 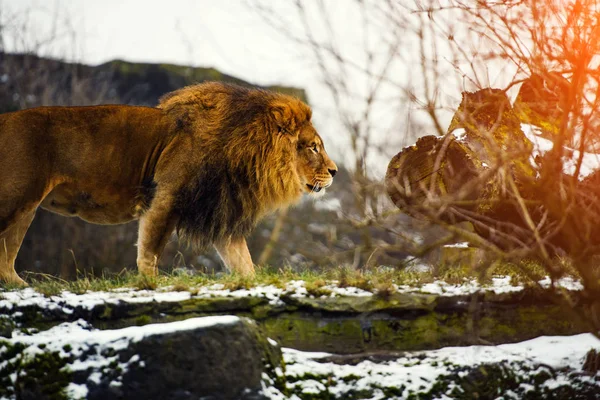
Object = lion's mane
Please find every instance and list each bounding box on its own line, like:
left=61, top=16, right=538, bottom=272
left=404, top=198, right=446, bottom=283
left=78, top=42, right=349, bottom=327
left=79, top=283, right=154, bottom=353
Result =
left=158, top=82, right=311, bottom=249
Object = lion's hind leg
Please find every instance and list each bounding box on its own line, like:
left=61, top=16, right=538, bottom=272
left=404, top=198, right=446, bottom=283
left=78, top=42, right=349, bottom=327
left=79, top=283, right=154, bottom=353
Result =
left=136, top=193, right=177, bottom=277
left=0, top=210, right=36, bottom=286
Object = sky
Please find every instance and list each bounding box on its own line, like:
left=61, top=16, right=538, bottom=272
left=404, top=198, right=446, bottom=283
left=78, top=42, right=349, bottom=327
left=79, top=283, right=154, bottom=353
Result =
left=1, top=0, right=524, bottom=175
left=2, top=0, right=309, bottom=87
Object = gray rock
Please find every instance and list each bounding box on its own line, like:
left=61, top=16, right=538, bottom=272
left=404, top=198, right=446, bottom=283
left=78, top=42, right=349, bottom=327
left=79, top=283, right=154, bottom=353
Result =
left=0, top=316, right=283, bottom=400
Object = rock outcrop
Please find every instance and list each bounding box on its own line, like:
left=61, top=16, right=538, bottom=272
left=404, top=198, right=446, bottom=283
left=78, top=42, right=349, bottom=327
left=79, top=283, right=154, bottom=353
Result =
left=0, top=282, right=593, bottom=355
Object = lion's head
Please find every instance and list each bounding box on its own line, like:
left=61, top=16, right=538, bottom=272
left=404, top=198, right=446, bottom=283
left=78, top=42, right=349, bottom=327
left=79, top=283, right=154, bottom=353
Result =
left=263, top=89, right=337, bottom=197
left=296, top=122, right=337, bottom=195
left=158, top=82, right=337, bottom=248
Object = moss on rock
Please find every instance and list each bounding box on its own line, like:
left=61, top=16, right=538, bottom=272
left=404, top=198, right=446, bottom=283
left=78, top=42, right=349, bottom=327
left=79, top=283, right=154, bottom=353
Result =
left=0, top=341, right=72, bottom=400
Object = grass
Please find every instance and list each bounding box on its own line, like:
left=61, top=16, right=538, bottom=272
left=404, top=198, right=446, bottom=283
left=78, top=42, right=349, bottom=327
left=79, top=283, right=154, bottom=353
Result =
left=0, top=259, right=579, bottom=296
left=304, top=279, right=332, bottom=297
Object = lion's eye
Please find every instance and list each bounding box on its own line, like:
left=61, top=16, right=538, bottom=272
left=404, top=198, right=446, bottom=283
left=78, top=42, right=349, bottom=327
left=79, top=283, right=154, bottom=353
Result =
left=311, top=144, right=319, bottom=153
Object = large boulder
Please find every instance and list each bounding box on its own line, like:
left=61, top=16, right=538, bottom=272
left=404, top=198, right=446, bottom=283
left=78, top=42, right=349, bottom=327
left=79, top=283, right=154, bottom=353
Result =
left=0, top=316, right=283, bottom=400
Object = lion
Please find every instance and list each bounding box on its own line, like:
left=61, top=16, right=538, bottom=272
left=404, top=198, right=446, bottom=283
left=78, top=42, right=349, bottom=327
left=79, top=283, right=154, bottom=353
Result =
left=0, top=82, right=337, bottom=285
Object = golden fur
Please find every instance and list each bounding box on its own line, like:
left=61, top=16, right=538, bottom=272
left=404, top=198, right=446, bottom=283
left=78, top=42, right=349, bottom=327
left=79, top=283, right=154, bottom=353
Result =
left=0, top=82, right=337, bottom=285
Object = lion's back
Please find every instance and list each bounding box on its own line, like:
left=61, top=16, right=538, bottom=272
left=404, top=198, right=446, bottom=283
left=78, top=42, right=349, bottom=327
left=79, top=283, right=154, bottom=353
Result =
left=0, top=105, right=174, bottom=224
left=1, top=104, right=168, bottom=169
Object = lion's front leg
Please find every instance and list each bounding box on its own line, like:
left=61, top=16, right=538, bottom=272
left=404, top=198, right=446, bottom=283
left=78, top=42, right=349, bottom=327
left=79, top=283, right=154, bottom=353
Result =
left=214, top=237, right=255, bottom=277
left=136, top=195, right=177, bottom=277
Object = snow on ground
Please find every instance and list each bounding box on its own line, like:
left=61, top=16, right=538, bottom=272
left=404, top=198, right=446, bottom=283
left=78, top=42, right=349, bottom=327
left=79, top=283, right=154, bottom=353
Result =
left=0, top=275, right=584, bottom=316
left=403, top=275, right=583, bottom=296
left=0, top=283, right=287, bottom=313
left=262, top=334, right=600, bottom=399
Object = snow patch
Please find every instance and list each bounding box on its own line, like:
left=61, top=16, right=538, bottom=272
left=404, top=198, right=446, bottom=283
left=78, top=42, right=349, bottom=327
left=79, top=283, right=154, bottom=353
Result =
left=66, top=383, right=88, bottom=400
left=443, top=242, right=469, bottom=248
left=394, top=275, right=581, bottom=297
left=452, top=128, right=467, bottom=141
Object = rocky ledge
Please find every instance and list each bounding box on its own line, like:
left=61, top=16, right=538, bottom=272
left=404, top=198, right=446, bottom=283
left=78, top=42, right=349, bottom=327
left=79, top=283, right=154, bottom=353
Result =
left=0, top=277, right=593, bottom=354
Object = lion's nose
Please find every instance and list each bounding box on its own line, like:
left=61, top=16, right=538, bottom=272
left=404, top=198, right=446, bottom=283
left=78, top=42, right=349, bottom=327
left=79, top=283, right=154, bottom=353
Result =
left=328, top=168, right=337, bottom=178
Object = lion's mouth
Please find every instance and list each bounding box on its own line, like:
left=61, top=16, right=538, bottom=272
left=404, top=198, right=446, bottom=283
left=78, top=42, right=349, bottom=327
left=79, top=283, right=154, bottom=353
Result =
left=306, top=184, right=322, bottom=193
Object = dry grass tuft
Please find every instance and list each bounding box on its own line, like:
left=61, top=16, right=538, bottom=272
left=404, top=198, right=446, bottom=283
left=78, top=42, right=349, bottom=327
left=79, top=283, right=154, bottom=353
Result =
left=134, top=275, right=158, bottom=291
left=171, top=283, right=190, bottom=292
left=305, top=279, right=332, bottom=297
left=338, top=267, right=372, bottom=291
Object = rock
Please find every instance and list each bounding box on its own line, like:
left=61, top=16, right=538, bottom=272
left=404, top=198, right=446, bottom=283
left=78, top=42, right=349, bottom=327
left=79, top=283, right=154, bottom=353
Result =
left=583, top=348, right=600, bottom=374
left=283, top=292, right=437, bottom=313
left=0, top=316, right=283, bottom=400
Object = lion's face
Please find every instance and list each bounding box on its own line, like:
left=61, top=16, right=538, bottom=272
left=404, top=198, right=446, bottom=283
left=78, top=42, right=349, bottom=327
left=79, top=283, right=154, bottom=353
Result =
left=296, top=125, right=337, bottom=195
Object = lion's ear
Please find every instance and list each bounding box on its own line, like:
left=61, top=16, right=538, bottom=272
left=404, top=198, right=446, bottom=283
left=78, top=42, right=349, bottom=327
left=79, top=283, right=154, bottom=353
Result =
left=270, top=102, right=297, bottom=136
left=158, top=87, right=203, bottom=132
left=164, top=105, right=196, bottom=131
